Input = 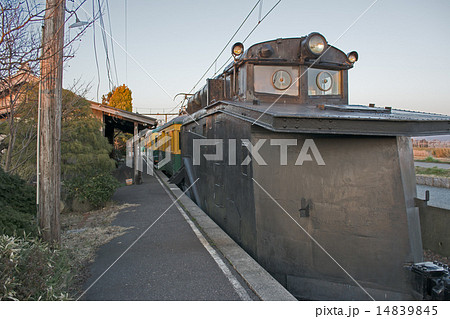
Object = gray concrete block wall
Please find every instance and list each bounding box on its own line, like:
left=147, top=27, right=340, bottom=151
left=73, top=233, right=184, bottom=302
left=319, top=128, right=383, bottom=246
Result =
left=416, top=175, right=450, bottom=189
left=417, top=202, right=450, bottom=257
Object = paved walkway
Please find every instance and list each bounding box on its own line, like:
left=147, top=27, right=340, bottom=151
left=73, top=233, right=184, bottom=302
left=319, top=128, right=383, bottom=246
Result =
left=80, top=174, right=258, bottom=300
left=415, top=161, right=450, bottom=170
left=417, top=184, right=450, bottom=210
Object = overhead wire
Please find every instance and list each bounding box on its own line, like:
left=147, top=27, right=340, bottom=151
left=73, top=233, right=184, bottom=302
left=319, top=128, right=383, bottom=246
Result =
left=171, top=0, right=281, bottom=115
left=168, top=0, right=264, bottom=115
left=187, top=0, right=261, bottom=95
left=191, top=0, right=281, bottom=93
left=125, top=0, right=128, bottom=84
left=211, top=0, right=281, bottom=79
left=92, top=0, right=101, bottom=101
left=105, top=0, right=119, bottom=85
left=97, top=0, right=114, bottom=90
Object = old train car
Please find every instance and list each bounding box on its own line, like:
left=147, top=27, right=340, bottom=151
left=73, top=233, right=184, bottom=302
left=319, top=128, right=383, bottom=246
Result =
left=174, top=32, right=450, bottom=300
left=151, top=116, right=186, bottom=176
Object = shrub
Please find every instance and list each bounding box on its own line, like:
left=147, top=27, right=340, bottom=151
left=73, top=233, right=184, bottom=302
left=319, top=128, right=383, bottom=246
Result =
left=0, top=167, right=37, bottom=236
left=59, top=90, right=118, bottom=209
left=61, top=91, right=116, bottom=180
left=0, top=234, right=71, bottom=300
left=424, top=156, right=440, bottom=163
left=66, top=172, right=120, bottom=208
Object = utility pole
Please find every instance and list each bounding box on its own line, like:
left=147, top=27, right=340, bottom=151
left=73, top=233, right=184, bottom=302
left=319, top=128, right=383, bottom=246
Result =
left=38, top=0, right=65, bottom=243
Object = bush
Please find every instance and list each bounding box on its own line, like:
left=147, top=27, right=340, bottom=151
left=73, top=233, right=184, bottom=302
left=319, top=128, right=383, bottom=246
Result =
left=0, top=167, right=37, bottom=236
left=0, top=234, right=71, bottom=300
left=59, top=90, right=119, bottom=209
left=424, top=156, right=441, bottom=163
left=66, top=172, right=120, bottom=208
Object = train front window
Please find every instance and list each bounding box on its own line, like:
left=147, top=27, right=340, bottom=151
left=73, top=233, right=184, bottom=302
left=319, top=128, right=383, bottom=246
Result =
left=254, top=65, right=298, bottom=96
left=308, top=69, right=341, bottom=96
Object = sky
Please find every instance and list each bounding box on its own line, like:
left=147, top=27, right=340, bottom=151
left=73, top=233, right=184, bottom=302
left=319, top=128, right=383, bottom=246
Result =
left=63, top=0, right=450, bottom=118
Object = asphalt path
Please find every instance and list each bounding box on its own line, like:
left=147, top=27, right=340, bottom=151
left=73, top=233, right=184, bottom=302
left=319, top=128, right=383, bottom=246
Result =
left=414, top=161, right=450, bottom=209
left=80, top=174, right=258, bottom=300
left=416, top=184, right=450, bottom=210
left=414, top=161, right=450, bottom=170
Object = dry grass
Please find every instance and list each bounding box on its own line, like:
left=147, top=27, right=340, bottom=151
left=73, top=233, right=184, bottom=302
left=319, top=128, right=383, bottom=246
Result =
left=414, top=147, right=450, bottom=163
left=414, top=149, right=430, bottom=158
left=60, top=202, right=139, bottom=296
left=424, top=249, right=450, bottom=265
left=433, top=148, right=450, bottom=158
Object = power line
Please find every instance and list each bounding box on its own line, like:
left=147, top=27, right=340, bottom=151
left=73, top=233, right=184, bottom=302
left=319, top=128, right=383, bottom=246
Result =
left=243, top=0, right=281, bottom=44
left=188, top=0, right=262, bottom=94
left=212, top=0, right=282, bottom=79
left=105, top=0, right=119, bottom=85
left=97, top=0, right=114, bottom=90
left=124, top=0, right=128, bottom=84
left=169, top=0, right=281, bottom=115
left=92, top=0, right=101, bottom=101
left=189, top=0, right=281, bottom=96
left=77, top=2, right=174, bottom=101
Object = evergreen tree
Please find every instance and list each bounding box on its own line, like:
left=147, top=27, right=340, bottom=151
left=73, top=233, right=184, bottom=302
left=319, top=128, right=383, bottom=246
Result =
left=61, top=90, right=115, bottom=180
left=0, top=89, right=116, bottom=182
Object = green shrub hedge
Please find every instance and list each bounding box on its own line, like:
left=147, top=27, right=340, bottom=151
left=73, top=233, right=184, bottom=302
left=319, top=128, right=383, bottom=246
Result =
left=65, top=172, right=120, bottom=208
left=0, top=167, right=37, bottom=236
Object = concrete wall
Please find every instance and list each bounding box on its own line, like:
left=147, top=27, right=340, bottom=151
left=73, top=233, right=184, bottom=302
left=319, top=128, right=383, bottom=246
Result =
left=416, top=199, right=450, bottom=256
left=416, top=175, right=450, bottom=189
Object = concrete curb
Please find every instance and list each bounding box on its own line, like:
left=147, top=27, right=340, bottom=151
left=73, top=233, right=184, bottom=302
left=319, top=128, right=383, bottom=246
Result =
left=416, top=175, right=450, bottom=189
left=154, top=170, right=297, bottom=301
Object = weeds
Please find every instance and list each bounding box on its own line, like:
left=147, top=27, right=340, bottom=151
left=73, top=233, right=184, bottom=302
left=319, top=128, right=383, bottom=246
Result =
left=0, top=234, right=71, bottom=300
left=415, top=166, right=450, bottom=178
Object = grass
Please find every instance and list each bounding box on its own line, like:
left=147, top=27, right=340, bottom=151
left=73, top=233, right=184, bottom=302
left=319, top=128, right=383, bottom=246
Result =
left=415, top=166, right=450, bottom=178
left=415, top=156, right=450, bottom=164
left=0, top=201, right=138, bottom=300
left=0, top=234, right=72, bottom=300
left=60, top=202, right=138, bottom=297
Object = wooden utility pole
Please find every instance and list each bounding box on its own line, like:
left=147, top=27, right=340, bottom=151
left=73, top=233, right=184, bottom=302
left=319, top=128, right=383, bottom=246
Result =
left=38, top=0, right=65, bottom=243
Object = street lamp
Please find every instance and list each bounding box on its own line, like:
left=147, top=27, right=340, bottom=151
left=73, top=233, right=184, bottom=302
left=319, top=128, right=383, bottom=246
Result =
left=69, top=13, right=88, bottom=28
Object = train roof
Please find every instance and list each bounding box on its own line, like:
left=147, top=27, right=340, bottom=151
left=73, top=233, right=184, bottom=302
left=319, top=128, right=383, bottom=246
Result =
left=153, top=115, right=188, bottom=132
left=184, top=101, right=450, bottom=137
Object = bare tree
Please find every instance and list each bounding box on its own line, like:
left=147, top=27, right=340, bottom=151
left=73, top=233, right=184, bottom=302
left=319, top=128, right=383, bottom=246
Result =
left=0, top=0, right=90, bottom=174
left=1, top=0, right=93, bottom=243
left=0, top=0, right=44, bottom=172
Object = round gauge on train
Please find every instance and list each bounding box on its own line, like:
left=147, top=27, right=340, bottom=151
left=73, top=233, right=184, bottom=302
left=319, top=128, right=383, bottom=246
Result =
left=316, top=71, right=333, bottom=91
left=272, top=70, right=292, bottom=90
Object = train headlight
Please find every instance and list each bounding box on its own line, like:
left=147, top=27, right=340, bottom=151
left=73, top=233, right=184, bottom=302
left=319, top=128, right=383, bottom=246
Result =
left=232, top=42, right=244, bottom=59
left=304, top=33, right=327, bottom=56
left=347, top=51, right=359, bottom=63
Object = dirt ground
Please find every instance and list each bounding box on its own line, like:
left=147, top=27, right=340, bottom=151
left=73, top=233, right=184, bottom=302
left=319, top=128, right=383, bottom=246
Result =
left=423, top=249, right=450, bottom=265
left=60, top=202, right=139, bottom=297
